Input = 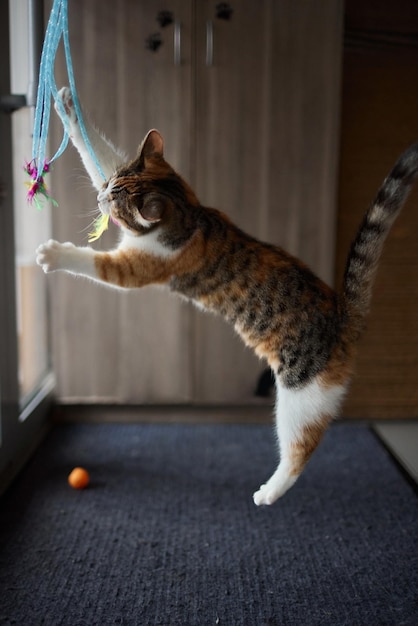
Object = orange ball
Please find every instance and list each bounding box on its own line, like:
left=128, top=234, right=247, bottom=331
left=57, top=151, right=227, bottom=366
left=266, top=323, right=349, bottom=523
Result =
left=68, top=467, right=90, bottom=489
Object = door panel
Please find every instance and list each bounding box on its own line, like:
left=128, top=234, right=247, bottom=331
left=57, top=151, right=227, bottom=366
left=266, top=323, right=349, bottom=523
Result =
left=50, top=0, right=195, bottom=402
left=192, top=1, right=274, bottom=402
left=192, top=0, right=343, bottom=402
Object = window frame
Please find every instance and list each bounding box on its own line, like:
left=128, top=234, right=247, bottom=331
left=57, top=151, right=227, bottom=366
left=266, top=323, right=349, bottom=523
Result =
left=0, top=0, right=53, bottom=494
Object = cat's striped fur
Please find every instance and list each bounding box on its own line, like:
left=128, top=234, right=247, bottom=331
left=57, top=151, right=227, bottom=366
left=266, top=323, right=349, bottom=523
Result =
left=37, top=87, right=418, bottom=505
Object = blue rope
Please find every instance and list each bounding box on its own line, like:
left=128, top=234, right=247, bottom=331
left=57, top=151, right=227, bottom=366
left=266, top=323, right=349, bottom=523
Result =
left=31, top=0, right=105, bottom=181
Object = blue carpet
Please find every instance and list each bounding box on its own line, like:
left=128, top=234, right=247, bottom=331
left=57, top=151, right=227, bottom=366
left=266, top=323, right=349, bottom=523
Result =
left=0, top=423, right=417, bottom=625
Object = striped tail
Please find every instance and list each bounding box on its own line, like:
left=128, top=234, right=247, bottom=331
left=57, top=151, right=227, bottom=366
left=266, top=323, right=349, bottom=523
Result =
left=343, top=143, right=418, bottom=339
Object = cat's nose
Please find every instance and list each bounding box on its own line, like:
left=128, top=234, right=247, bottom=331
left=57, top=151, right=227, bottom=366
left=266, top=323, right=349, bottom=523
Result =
left=97, top=189, right=107, bottom=204
left=97, top=189, right=111, bottom=213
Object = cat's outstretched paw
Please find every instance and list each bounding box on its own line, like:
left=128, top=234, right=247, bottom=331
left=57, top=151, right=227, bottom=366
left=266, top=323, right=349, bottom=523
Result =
left=36, top=239, right=75, bottom=273
left=55, top=86, right=78, bottom=128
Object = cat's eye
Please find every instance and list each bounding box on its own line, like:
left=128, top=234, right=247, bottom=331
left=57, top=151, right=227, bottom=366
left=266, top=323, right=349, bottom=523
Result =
left=110, top=185, right=125, bottom=195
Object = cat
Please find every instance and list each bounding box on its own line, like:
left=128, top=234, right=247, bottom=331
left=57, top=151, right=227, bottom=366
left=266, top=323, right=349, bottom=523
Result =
left=36, top=86, right=418, bottom=505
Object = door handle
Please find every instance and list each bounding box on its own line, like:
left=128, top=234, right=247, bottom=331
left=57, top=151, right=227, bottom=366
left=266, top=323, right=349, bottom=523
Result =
left=174, top=20, right=181, bottom=66
left=206, top=20, right=213, bottom=66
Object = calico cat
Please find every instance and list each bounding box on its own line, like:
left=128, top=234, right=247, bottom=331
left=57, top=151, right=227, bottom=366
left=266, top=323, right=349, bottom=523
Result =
left=37, top=87, right=418, bottom=505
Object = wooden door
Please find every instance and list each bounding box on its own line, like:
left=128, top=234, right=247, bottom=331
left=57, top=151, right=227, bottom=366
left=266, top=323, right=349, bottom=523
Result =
left=50, top=0, right=195, bottom=402
left=192, top=0, right=343, bottom=402
left=191, top=0, right=275, bottom=403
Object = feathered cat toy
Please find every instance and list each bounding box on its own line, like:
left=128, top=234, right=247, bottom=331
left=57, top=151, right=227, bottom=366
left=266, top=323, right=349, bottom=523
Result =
left=25, top=0, right=109, bottom=242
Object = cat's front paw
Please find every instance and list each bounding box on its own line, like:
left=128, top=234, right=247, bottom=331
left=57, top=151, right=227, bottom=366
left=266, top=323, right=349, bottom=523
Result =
left=55, top=86, right=78, bottom=128
left=36, top=239, right=75, bottom=273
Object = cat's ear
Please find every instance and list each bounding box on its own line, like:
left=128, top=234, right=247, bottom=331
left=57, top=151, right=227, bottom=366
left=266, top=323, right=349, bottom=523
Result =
left=137, top=129, right=164, bottom=164
left=140, top=194, right=166, bottom=222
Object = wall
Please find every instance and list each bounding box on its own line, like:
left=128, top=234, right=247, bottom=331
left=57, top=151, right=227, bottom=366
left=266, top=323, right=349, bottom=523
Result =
left=336, top=0, right=418, bottom=418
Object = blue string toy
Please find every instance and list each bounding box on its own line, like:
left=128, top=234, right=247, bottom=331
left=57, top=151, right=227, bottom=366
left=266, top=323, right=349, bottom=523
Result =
left=25, top=0, right=109, bottom=241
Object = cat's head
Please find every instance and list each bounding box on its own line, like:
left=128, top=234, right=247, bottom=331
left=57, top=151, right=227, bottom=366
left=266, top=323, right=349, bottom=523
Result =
left=98, top=130, right=200, bottom=247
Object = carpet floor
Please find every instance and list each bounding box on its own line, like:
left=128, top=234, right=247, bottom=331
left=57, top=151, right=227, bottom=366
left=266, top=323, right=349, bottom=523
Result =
left=0, top=422, right=417, bottom=626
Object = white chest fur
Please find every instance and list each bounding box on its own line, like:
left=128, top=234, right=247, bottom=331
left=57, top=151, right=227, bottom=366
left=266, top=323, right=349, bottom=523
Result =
left=119, top=228, right=177, bottom=259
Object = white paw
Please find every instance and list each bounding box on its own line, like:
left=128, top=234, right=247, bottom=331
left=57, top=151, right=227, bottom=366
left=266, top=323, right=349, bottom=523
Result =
left=55, top=86, right=78, bottom=127
left=253, top=468, right=298, bottom=506
left=36, top=239, right=75, bottom=273
left=253, top=484, right=277, bottom=506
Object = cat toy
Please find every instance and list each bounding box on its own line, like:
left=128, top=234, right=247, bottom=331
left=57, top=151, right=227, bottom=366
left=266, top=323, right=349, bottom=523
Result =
left=26, top=0, right=109, bottom=242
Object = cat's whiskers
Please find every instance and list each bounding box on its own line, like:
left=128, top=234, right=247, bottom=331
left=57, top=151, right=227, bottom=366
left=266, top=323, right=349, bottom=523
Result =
left=70, top=204, right=106, bottom=239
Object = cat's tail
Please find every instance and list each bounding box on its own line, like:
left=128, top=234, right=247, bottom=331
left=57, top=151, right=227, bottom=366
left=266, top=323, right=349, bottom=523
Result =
left=342, top=143, right=418, bottom=339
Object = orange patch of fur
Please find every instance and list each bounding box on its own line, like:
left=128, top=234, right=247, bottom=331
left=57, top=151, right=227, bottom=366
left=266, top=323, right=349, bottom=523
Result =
left=289, top=418, right=331, bottom=476
left=95, top=230, right=206, bottom=289
left=319, top=341, right=356, bottom=389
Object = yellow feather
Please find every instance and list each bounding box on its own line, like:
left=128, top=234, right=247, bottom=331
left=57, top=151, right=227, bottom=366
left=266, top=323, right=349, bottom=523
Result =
left=88, top=214, right=110, bottom=243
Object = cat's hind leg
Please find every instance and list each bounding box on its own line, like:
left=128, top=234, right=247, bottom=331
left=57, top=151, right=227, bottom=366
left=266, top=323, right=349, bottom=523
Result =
left=253, top=378, right=347, bottom=506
